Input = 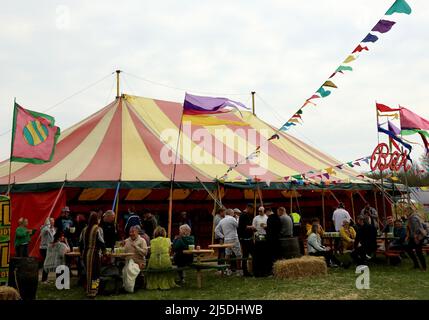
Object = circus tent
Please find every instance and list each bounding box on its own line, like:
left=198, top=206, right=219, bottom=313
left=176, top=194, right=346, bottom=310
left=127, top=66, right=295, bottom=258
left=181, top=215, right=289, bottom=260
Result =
left=0, top=94, right=365, bottom=190
left=0, top=94, right=384, bottom=255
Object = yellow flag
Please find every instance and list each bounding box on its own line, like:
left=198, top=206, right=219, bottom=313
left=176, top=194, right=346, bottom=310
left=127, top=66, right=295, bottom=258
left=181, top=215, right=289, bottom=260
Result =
left=182, top=115, right=248, bottom=126
left=322, top=80, right=338, bottom=88
left=343, top=55, right=356, bottom=63
left=326, top=167, right=336, bottom=175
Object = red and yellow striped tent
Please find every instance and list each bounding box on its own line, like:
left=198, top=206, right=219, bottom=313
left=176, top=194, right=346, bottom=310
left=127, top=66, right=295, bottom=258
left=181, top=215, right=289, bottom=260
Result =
left=1, top=94, right=380, bottom=253
left=0, top=94, right=364, bottom=190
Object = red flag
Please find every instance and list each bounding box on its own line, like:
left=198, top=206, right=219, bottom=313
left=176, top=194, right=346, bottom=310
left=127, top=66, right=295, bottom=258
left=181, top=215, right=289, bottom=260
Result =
left=11, top=103, right=61, bottom=164
left=376, top=103, right=400, bottom=113
left=352, top=44, right=369, bottom=53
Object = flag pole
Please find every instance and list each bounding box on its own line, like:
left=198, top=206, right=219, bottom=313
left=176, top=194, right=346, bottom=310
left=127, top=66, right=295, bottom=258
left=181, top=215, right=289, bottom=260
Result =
left=112, top=172, right=121, bottom=224
left=397, top=108, right=412, bottom=209
left=6, top=99, right=17, bottom=196
left=115, top=70, right=121, bottom=98
left=375, top=101, right=387, bottom=221
left=168, top=110, right=184, bottom=239
left=251, top=91, right=256, bottom=116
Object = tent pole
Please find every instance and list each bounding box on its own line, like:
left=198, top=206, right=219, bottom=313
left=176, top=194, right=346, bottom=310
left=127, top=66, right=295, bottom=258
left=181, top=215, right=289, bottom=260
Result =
left=211, top=188, right=218, bottom=245
left=329, top=190, right=340, bottom=205
left=253, top=189, right=257, bottom=217
left=168, top=110, right=184, bottom=239
left=251, top=91, right=256, bottom=116
left=322, top=189, right=326, bottom=230
left=48, top=180, right=66, bottom=219
left=211, top=180, right=223, bottom=245
left=115, top=70, right=121, bottom=98
left=373, top=189, right=379, bottom=214
left=256, top=179, right=263, bottom=207
left=350, top=191, right=355, bottom=221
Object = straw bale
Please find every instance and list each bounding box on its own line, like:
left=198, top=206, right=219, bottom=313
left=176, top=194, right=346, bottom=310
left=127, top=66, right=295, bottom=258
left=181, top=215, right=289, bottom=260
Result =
left=273, top=256, right=327, bottom=279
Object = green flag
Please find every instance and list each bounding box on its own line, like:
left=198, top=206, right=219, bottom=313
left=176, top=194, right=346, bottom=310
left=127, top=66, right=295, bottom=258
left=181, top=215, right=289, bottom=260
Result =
left=386, top=0, right=412, bottom=15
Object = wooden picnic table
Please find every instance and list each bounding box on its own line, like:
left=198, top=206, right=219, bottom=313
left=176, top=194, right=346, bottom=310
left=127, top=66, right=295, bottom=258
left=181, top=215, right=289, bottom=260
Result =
left=208, top=243, right=233, bottom=249
left=183, top=249, right=214, bottom=288
left=321, top=233, right=341, bottom=252
left=65, top=251, right=81, bottom=257
left=107, top=252, right=134, bottom=258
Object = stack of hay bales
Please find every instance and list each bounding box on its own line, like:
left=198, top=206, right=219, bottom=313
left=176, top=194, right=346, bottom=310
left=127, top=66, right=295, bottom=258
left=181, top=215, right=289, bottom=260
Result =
left=0, top=286, right=21, bottom=300
left=273, top=256, right=327, bottom=279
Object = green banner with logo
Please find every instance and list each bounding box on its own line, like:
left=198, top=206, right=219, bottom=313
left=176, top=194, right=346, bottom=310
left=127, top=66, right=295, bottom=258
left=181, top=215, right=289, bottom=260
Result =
left=0, top=195, right=11, bottom=284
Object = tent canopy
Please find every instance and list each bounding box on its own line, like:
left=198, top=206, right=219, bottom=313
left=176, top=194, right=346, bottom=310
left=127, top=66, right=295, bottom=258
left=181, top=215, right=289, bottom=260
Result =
left=0, top=94, right=364, bottom=191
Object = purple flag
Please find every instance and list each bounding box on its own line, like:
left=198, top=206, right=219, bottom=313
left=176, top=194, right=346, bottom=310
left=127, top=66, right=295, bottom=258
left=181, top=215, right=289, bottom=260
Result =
left=362, top=33, right=379, bottom=43
left=183, top=93, right=249, bottom=115
left=372, top=20, right=396, bottom=33
left=388, top=120, right=401, bottom=135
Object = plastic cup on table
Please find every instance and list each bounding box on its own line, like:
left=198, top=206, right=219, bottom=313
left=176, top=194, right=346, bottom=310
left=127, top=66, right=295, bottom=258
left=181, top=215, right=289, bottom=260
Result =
left=188, top=245, right=195, bottom=251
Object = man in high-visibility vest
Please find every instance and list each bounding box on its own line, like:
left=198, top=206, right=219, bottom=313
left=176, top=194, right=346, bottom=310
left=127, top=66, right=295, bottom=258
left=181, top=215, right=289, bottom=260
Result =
left=290, top=211, right=301, bottom=236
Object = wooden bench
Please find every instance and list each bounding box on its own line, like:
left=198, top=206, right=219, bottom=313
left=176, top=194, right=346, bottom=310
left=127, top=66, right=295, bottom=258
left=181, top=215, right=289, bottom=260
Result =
left=142, top=264, right=228, bottom=289
left=190, top=263, right=229, bottom=288
left=376, top=249, right=402, bottom=264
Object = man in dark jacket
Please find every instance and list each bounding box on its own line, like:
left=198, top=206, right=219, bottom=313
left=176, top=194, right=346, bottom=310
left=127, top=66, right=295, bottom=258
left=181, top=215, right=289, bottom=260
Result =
left=100, top=210, right=118, bottom=250
left=238, top=204, right=255, bottom=276
left=351, top=215, right=377, bottom=265
left=266, top=207, right=281, bottom=263
left=142, top=209, right=158, bottom=239
left=124, top=207, right=142, bottom=236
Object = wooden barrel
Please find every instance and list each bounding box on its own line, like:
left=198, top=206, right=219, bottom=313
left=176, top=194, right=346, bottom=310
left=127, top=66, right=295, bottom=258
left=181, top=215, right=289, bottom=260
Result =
left=8, top=257, right=39, bottom=300
left=278, top=237, right=301, bottom=260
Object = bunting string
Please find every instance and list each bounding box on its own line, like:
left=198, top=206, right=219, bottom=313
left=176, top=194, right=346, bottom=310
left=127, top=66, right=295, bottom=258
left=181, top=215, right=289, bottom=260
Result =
left=280, top=0, right=412, bottom=132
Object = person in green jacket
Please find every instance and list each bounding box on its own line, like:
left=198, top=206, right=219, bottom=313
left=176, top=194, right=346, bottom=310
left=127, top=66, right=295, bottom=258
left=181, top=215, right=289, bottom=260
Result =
left=15, top=218, right=36, bottom=257
left=172, top=224, right=195, bottom=285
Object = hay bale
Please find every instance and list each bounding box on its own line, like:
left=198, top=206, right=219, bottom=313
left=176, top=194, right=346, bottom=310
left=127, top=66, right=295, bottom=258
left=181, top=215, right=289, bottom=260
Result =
left=0, top=286, right=21, bottom=300
left=273, top=256, right=327, bottom=279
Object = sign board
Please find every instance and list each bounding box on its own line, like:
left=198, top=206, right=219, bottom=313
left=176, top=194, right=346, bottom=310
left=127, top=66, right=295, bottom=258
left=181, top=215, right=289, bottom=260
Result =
left=370, top=142, right=411, bottom=172
left=0, top=195, right=11, bottom=284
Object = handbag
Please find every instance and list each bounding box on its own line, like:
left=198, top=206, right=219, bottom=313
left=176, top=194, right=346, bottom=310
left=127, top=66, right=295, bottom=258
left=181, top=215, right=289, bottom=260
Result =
left=122, top=259, right=141, bottom=293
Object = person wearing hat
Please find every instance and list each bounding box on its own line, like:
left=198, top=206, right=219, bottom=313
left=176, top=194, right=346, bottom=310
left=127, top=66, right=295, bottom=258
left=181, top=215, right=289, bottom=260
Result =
left=233, top=208, right=241, bottom=222
left=55, top=206, right=74, bottom=245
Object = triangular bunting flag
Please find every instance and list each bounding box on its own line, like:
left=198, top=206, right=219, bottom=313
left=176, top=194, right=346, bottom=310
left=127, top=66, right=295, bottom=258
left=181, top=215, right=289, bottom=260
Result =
left=385, top=0, right=412, bottom=15
left=336, top=65, right=353, bottom=72
left=343, top=55, right=356, bottom=64
left=322, top=80, right=338, bottom=88
left=316, top=87, right=331, bottom=98
left=352, top=44, right=369, bottom=53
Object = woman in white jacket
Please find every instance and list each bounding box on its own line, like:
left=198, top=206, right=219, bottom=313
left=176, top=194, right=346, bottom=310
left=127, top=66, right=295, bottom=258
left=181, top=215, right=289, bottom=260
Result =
left=307, top=223, right=341, bottom=267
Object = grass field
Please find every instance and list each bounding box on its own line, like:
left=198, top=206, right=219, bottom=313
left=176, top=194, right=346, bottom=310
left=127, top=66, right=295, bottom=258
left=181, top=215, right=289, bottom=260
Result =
left=36, top=255, right=429, bottom=300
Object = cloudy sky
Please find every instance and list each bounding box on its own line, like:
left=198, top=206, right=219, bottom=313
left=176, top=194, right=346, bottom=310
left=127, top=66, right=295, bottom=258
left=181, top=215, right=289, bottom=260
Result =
left=0, top=0, right=427, bottom=169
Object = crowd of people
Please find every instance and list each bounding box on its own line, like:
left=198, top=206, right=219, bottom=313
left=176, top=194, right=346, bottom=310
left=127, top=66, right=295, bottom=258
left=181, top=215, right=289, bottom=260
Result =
left=13, top=200, right=428, bottom=297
